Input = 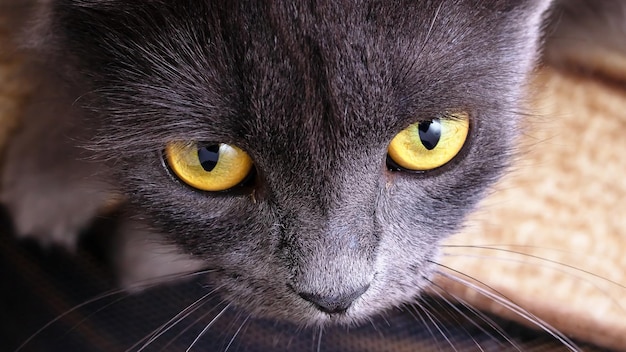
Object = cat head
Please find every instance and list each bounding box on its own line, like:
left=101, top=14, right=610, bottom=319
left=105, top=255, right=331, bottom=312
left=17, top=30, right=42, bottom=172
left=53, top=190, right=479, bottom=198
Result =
left=47, top=0, right=553, bottom=325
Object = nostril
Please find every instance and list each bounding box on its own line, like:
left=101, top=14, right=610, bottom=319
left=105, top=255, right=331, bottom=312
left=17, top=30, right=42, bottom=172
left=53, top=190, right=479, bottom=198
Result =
left=298, top=284, right=370, bottom=314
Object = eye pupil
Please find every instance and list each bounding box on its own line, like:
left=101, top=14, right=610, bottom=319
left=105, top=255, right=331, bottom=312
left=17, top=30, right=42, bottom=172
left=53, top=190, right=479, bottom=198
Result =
left=418, top=119, right=441, bottom=150
left=198, top=144, right=221, bottom=172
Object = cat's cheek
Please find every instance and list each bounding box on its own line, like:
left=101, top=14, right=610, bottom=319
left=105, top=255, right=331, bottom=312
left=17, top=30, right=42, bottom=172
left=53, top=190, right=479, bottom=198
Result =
left=370, top=229, right=440, bottom=305
left=346, top=183, right=457, bottom=316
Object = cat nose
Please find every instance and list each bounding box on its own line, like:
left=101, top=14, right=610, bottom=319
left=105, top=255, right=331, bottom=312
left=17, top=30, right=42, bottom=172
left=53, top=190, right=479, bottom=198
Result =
left=298, top=285, right=369, bottom=314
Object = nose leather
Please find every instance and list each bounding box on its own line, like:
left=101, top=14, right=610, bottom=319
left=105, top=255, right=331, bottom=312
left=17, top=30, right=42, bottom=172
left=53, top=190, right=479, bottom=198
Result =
left=298, top=285, right=370, bottom=314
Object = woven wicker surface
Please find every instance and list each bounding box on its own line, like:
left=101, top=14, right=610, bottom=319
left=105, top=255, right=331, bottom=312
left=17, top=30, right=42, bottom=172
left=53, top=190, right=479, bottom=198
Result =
left=438, top=67, right=626, bottom=350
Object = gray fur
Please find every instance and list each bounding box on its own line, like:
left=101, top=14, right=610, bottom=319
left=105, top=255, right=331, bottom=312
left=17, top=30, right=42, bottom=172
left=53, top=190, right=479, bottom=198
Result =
left=2, top=0, right=554, bottom=326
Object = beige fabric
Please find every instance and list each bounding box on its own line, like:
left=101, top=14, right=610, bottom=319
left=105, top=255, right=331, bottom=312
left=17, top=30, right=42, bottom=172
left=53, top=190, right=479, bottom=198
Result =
left=437, top=67, right=626, bottom=350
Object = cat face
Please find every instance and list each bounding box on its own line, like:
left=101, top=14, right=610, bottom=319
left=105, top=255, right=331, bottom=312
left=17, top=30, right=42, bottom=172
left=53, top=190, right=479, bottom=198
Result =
left=48, top=0, right=553, bottom=326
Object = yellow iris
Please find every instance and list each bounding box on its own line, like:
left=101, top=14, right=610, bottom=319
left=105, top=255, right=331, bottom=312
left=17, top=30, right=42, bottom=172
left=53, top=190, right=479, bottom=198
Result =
left=387, top=112, right=469, bottom=171
left=165, top=141, right=253, bottom=191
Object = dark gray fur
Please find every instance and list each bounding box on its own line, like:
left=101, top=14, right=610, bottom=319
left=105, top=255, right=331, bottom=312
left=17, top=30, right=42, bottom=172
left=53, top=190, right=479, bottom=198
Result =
left=2, top=0, right=553, bottom=326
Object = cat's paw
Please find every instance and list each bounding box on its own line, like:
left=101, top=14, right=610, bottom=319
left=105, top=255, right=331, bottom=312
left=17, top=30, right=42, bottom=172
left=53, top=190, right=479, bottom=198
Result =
left=1, top=174, right=117, bottom=249
left=0, top=81, right=118, bottom=249
left=113, top=219, right=206, bottom=290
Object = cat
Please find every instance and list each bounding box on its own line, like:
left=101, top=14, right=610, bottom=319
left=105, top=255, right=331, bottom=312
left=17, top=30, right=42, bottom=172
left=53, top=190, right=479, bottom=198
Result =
left=3, top=0, right=621, bottom=350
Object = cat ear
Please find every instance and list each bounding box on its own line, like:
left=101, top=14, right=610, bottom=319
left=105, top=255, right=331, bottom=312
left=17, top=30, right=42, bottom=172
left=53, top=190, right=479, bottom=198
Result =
left=494, top=0, right=557, bottom=71
left=520, top=0, right=558, bottom=35
left=507, top=0, right=557, bottom=47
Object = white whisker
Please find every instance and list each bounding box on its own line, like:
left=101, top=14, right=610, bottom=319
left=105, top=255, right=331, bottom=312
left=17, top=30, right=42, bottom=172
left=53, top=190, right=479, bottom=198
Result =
left=130, top=284, right=223, bottom=352
left=316, top=326, right=324, bottom=352
left=62, top=295, right=129, bottom=338
left=15, top=267, right=215, bottom=352
left=432, top=264, right=580, bottom=351
left=365, top=316, right=385, bottom=340
left=15, top=288, right=128, bottom=352
left=426, top=278, right=523, bottom=352
left=404, top=304, right=438, bottom=345
left=415, top=298, right=459, bottom=352
left=125, top=268, right=216, bottom=291
left=442, top=244, right=626, bottom=290
left=223, top=315, right=249, bottom=352
left=441, top=245, right=626, bottom=314
left=186, top=303, right=231, bottom=352
left=430, top=294, right=493, bottom=351
left=157, top=299, right=230, bottom=352
left=417, top=2, right=443, bottom=59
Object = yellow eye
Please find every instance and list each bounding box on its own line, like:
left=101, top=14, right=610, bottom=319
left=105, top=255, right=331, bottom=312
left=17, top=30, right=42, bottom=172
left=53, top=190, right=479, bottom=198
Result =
left=387, top=112, right=469, bottom=171
left=165, top=141, right=253, bottom=191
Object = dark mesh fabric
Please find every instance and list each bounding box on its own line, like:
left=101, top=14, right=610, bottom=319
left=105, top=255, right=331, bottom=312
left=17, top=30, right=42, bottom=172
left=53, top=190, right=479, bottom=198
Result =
left=0, top=209, right=611, bottom=352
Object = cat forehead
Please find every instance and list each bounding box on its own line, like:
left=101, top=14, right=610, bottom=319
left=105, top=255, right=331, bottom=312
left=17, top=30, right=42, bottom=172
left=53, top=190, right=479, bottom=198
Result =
left=55, top=0, right=549, bottom=152
left=70, top=1, right=531, bottom=90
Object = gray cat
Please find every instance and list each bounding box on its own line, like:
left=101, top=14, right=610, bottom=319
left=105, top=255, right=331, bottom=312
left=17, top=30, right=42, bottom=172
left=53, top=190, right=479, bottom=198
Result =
left=2, top=0, right=615, bottom=344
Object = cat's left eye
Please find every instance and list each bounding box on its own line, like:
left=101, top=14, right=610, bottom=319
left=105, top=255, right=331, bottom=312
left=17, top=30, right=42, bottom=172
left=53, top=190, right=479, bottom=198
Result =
left=387, top=112, right=470, bottom=171
left=164, top=141, right=254, bottom=191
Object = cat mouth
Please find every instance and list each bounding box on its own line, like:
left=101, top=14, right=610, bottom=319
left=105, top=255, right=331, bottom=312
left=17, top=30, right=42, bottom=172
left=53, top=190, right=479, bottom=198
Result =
left=295, top=299, right=374, bottom=327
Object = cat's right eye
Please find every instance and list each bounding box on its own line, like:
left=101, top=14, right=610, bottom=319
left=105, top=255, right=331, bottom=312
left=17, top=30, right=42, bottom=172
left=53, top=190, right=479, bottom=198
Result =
left=387, top=112, right=470, bottom=171
left=164, top=141, right=254, bottom=191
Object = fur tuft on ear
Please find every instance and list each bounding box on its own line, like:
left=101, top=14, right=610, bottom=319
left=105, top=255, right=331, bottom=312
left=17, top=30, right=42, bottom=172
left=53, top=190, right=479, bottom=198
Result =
left=501, top=0, right=558, bottom=72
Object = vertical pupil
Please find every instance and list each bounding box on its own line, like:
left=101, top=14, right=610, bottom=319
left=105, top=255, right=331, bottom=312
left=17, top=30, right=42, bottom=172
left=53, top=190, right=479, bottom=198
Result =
left=418, top=119, right=441, bottom=150
left=198, top=144, right=221, bottom=171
